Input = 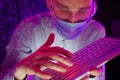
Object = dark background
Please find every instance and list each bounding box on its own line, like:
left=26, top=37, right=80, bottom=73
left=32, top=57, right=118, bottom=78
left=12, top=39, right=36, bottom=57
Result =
left=93, top=1, right=120, bottom=80
left=0, top=0, right=120, bottom=80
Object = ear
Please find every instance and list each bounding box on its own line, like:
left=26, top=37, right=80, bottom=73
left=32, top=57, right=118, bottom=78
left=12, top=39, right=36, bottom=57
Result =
left=46, top=0, right=53, bottom=10
left=91, top=1, right=97, bottom=17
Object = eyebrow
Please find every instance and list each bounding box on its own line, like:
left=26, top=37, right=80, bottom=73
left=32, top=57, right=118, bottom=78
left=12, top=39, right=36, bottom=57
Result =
left=54, top=0, right=70, bottom=9
left=80, top=6, right=91, bottom=10
left=54, top=0, right=91, bottom=10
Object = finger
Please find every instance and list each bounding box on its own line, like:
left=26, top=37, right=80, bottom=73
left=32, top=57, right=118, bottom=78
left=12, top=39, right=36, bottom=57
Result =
left=89, top=67, right=102, bottom=76
left=41, top=33, right=55, bottom=48
left=32, top=60, right=67, bottom=72
left=39, top=60, right=67, bottom=72
left=17, top=65, right=51, bottom=79
left=31, top=67, right=52, bottom=79
left=81, top=75, right=89, bottom=80
left=40, top=46, right=73, bottom=58
left=50, top=54, right=73, bottom=67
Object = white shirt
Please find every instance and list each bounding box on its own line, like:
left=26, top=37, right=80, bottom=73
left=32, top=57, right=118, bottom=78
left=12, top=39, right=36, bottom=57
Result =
left=0, top=12, right=106, bottom=80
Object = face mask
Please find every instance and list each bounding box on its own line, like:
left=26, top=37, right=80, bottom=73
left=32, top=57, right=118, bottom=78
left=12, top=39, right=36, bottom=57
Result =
left=56, top=18, right=87, bottom=32
left=55, top=17, right=88, bottom=39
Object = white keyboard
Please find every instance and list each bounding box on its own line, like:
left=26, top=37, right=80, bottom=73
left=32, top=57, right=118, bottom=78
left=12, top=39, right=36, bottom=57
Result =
left=42, top=37, right=120, bottom=80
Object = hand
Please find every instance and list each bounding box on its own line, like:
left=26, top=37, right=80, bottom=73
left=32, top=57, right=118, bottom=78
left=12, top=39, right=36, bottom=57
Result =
left=14, top=33, right=73, bottom=80
left=81, top=67, right=102, bottom=80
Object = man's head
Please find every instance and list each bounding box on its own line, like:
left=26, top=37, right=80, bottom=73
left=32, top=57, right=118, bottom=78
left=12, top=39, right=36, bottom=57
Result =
left=46, top=0, right=97, bottom=23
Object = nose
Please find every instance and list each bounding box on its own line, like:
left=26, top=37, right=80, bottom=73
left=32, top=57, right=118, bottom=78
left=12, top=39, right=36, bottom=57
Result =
left=68, top=12, right=79, bottom=23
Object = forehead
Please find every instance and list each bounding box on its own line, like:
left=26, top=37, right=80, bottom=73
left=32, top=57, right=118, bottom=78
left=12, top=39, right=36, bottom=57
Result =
left=55, top=0, right=93, bottom=8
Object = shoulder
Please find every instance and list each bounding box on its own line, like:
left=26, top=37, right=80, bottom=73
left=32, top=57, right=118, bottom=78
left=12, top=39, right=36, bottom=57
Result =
left=80, top=20, right=106, bottom=45
left=19, top=13, right=50, bottom=25
left=83, top=19, right=106, bottom=39
left=87, top=19, right=105, bottom=32
left=17, top=12, right=53, bottom=30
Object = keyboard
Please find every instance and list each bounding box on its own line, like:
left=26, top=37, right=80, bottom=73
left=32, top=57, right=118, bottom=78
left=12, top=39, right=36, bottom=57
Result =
left=42, top=37, right=120, bottom=80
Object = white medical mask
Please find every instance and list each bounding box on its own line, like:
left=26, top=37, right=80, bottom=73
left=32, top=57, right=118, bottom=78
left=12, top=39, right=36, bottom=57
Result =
left=55, top=17, right=88, bottom=39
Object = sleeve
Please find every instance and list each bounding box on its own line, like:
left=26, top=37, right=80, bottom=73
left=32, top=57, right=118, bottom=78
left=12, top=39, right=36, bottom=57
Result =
left=0, top=19, right=33, bottom=80
left=89, top=20, right=106, bottom=80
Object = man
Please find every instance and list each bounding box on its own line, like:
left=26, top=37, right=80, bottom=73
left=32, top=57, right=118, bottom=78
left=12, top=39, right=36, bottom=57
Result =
left=0, top=0, right=105, bottom=80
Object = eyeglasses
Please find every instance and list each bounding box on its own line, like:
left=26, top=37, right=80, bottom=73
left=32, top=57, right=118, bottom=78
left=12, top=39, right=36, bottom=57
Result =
left=52, top=0, right=92, bottom=20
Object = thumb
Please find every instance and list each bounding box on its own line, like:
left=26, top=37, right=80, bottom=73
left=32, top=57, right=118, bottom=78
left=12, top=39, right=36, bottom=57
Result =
left=81, top=75, right=89, bottom=80
left=41, top=33, right=55, bottom=48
